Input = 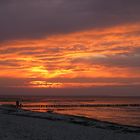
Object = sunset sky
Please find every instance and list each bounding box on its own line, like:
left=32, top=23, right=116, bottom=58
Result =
left=0, top=0, right=140, bottom=96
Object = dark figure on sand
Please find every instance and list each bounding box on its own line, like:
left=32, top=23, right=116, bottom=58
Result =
left=16, top=100, right=22, bottom=108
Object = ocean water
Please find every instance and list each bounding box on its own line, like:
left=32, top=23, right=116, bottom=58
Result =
left=0, top=96, right=140, bottom=127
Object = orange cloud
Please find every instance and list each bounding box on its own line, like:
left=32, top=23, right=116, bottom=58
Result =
left=0, top=23, right=140, bottom=88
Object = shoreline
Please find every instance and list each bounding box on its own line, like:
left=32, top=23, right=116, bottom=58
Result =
left=0, top=105, right=140, bottom=140
left=23, top=107, right=140, bottom=129
left=56, top=112, right=140, bottom=129
left=1, top=105, right=140, bottom=133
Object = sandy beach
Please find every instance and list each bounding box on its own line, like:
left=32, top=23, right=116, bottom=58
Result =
left=0, top=105, right=140, bottom=140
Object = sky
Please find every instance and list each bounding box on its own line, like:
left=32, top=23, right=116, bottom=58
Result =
left=0, top=0, right=140, bottom=96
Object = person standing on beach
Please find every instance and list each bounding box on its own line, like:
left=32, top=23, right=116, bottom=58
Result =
left=16, top=100, right=20, bottom=108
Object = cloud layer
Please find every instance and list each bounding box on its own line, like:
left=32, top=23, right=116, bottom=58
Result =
left=0, top=0, right=140, bottom=41
left=0, top=1, right=140, bottom=95
left=0, top=24, right=140, bottom=90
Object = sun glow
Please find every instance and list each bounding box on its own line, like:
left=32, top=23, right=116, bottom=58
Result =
left=30, top=81, right=63, bottom=88
left=0, top=23, right=140, bottom=88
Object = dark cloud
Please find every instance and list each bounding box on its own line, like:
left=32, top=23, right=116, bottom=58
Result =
left=0, top=0, right=140, bottom=41
left=0, top=47, right=37, bottom=54
left=0, top=85, right=140, bottom=96
left=0, top=60, right=22, bottom=66
left=0, top=76, right=140, bottom=87
left=0, top=77, right=140, bottom=96
left=46, top=77, right=140, bottom=84
left=0, top=77, right=29, bottom=87
left=72, top=54, right=140, bottom=68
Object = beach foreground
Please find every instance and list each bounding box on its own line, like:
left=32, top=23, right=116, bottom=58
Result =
left=0, top=105, right=140, bottom=140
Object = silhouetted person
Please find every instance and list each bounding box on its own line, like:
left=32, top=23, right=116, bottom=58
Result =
left=16, top=100, right=20, bottom=108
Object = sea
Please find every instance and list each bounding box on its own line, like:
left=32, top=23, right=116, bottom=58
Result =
left=0, top=96, right=140, bottom=127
